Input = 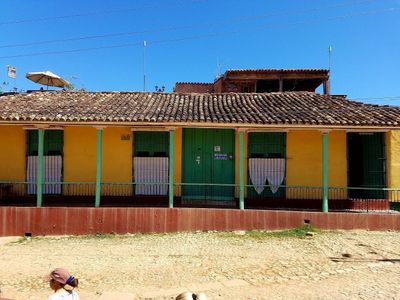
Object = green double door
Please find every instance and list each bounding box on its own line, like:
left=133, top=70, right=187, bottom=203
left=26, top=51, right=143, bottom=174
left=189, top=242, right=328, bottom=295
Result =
left=182, top=128, right=235, bottom=201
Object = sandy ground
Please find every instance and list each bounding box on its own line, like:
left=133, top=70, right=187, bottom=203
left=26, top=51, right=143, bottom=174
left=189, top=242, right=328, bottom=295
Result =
left=0, top=230, right=399, bottom=300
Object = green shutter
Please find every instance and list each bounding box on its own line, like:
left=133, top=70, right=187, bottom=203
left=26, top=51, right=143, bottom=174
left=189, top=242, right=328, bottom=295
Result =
left=27, top=130, right=63, bottom=156
left=134, top=132, right=169, bottom=157
left=248, top=132, right=286, bottom=158
left=27, top=130, right=38, bottom=156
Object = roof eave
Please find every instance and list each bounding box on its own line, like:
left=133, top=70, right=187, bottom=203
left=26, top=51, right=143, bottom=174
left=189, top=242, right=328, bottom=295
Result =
left=0, top=120, right=398, bottom=131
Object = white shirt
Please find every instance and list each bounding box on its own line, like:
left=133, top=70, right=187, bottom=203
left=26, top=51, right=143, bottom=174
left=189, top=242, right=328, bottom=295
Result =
left=46, top=289, right=79, bottom=300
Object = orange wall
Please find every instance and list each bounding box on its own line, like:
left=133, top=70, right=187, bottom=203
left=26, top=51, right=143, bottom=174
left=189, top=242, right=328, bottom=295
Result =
left=64, top=126, right=132, bottom=195
left=64, top=126, right=132, bottom=182
left=64, top=127, right=96, bottom=182
left=286, top=130, right=347, bottom=199
left=102, top=127, right=132, bottom=196
left=0, top=126, right=25, bottom=181
left=386, top=131, right=400, bottom=201
left=174, top=128, right=182, bottom=196
left=102, top=127, right=132, bottom=182
left=327, top=131, right=348, bottom=188
left=286, top=130, right=347, bottom=187
left=0, top=125, right=364, bottom=201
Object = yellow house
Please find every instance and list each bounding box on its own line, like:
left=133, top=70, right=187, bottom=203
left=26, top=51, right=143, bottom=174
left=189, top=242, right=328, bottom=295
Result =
left=0, top=89, right=399, bottom=211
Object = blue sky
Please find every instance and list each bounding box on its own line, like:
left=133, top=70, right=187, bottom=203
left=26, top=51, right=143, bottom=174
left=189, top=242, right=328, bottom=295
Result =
left=1, top=0, right=399, bottom=104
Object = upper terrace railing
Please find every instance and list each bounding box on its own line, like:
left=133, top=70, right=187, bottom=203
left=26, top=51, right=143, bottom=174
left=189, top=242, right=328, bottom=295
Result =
left=0, top=181, right=399, bottom=213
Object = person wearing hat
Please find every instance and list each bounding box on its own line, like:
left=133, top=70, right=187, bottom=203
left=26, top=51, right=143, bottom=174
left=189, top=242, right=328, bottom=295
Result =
left=45, top=268, right=79, bottom=300
left=175, top=292, right=207, bottom=300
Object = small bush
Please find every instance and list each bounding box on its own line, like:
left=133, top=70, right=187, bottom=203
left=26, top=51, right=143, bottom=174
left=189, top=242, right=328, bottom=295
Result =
left=390, top=202, right=400, bottom=212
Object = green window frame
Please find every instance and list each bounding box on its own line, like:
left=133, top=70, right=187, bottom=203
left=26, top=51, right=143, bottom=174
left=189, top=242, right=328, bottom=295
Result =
left=134, top=132, right=169, bottom=157
left=26, top=130, right=64, bottom=156
left=248, top=132, right=286, bottom=158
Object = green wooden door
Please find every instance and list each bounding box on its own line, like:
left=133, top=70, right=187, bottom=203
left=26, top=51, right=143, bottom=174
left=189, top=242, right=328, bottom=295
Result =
left=347, top=133, right=386, bottom=198
left=182, top=128, right=235, bottom=201
left=247, top=132, right=286, bottom=199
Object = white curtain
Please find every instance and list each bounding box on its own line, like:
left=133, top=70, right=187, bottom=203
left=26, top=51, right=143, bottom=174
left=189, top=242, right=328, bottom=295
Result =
left=249, top=158, right=285, bottom=194
left=26, top=156, right=62, bottom=194
left=133, top=157, right=169, bottom=195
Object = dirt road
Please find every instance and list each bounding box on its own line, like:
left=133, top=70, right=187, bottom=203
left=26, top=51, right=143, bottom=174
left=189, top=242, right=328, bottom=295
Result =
left=0, top=229, right=399, bottom=299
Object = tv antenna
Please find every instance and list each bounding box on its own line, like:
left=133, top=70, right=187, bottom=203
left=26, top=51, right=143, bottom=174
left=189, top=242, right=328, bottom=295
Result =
left=155, top=85, right=165, bottom=92
left=215, top=58, right=223, bottom=79
left=143, top=40, right=147, bottom=91
left=328, top=46, right=332, bottom=72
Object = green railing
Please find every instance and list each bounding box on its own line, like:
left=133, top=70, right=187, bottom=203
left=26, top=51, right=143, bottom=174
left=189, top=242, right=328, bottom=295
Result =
left=179, top=182, right=238, bottom=200
left=0, top=181, right=399, bottom=212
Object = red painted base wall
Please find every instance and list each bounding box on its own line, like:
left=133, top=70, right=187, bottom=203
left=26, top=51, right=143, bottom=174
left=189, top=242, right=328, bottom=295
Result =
left=1, top=207, right=399, bottom=236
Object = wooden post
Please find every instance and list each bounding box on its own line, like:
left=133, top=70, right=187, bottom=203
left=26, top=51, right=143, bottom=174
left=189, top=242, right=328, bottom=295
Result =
left=323, top=80, right=330, bottom=95
left=239, top=130, right=245, bottom=210
left=36, top=128, right=44, bottom=207
left=322, top=131, right=329, bottom=212
left=95, top=128, right=103, bottom=208
left=169, top=130, right=175, bottom=208
left=279, top=78, right=283, bottom=92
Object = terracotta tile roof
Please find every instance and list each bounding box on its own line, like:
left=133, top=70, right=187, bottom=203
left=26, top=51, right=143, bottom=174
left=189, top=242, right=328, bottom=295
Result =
left=173, top=82, right=214, bottom=93
left=0, top=91, right=399, bottom=127
left=225, top=69, right=329, bottom=75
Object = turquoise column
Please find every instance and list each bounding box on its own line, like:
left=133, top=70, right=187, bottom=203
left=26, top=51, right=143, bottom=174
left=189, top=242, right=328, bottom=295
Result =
left=322, top=131, right=329, bottom=212
left=239, top=130, right=245, bottom=210
left=95, top=128, right=103, bottom=208
left=37, top=128, right=44, bottom=207
left=169, top=130, right=175, bottom=208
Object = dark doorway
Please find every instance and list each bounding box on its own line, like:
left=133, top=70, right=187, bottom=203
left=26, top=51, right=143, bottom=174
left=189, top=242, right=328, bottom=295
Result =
left=347, top=133, right=386, bottom=199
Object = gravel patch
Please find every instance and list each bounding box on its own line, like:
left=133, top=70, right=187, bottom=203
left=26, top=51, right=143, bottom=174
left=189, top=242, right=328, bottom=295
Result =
left=0, top=230, right=399, bottom=299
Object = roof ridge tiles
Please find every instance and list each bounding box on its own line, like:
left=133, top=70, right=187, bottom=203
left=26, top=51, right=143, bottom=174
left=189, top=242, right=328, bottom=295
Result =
left=175, top=82, right=214, bottom=85
left=225, top=68, right=329, bottom=73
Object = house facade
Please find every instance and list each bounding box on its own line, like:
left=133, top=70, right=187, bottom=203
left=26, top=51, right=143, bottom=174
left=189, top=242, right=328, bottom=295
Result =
left=0, top=69, right=400, bottom=211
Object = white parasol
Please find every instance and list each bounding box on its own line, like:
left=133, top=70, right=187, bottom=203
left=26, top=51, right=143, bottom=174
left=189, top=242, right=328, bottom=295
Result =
left=25, top=71, right=70, bottom=88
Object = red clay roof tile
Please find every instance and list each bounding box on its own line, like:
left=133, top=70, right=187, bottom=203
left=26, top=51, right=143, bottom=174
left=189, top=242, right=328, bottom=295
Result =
left=0, top=91, right=399, bottom=127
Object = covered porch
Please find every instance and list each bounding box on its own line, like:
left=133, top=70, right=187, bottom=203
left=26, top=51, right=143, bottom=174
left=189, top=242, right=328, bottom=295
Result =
left=0, top=124, right=398, bottom=213
left=1, top=91, right=400, bottom=213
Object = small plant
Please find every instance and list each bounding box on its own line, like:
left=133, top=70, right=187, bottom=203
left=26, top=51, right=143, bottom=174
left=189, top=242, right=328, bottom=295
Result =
left=94, top=232, right=116, bottom=239
left=12, top=236, right=30, bottom=244
left=64, top=83, right=75, bottom=90
left=390, top=202, right=400, bottom=212
left=64, top=83, right=86, bottom=91
left=221, top=224, right=321, bottom=239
